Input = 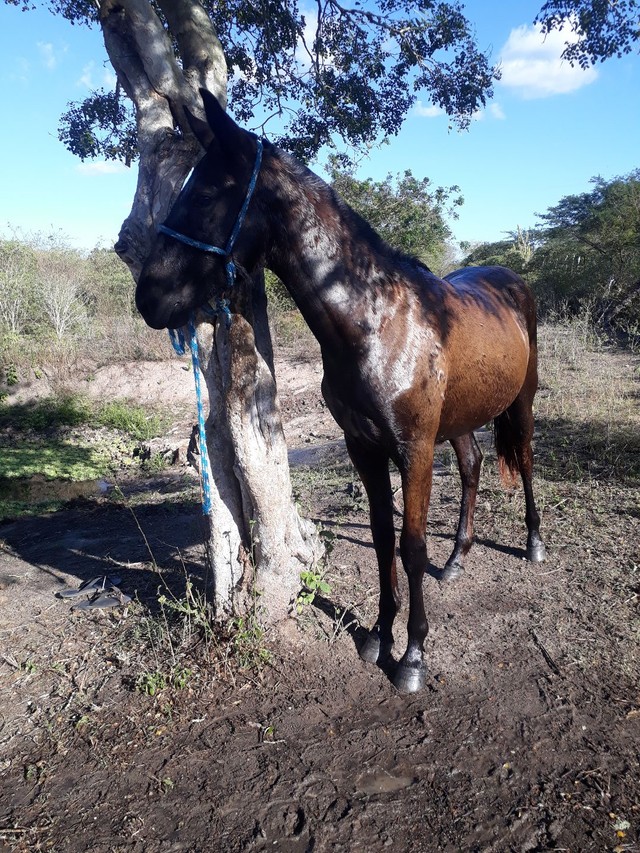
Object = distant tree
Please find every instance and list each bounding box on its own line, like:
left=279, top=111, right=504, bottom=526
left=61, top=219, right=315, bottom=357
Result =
left=86, top=247, right=136, bottom=318
left=0, top=240, right=38, bottom=336
left=328, top=162, right=463, bottom=274
left=36, top=248, right=89, bottom=340
left=461, top=227, right=538, bottom=275
left=536, top=0, right=640, bottom=67
left=534, top=171, right=640, bottom=324
left=462, top=239, right=518, bottom=269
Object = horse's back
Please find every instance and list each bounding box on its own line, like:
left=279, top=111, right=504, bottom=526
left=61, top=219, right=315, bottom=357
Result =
left=444, top=265, right=537, bottom=340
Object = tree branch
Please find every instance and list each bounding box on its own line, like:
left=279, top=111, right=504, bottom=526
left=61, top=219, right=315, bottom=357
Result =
left=156, top=0, right=227, bottom=108
left=94, top=0, right=236, bottom=280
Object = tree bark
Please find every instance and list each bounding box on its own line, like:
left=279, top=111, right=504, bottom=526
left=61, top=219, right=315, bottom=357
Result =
left=201, top=274, right=321, bottom=617
left=99, top=0, right=225, bottom=277
left=97, top=0, right=322, bottom=621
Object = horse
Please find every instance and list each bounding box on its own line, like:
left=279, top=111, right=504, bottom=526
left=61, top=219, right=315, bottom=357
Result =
left=136, top=89, right=546, bottom=693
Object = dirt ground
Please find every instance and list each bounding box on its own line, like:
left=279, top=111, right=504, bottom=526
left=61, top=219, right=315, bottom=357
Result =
left=0, top=333, right=639, bottom=853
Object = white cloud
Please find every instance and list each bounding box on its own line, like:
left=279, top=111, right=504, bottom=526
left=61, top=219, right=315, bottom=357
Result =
left=76, top=162, right=128, bottom=176
left=102, top=68, right=117, bottom=89
left=414, top=101, right=444, bottom=118
left=489, top=102, right=506, bottom=120
left=498, top=21, right=598, bottom=98
left=37, top=41, right=61, bottom=71
left=77, top=62, right=117, bottom=91
left=77, top=61, right=95, bottom=89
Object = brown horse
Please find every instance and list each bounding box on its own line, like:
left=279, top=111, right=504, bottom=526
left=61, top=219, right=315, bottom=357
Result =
left=136, top=90, right=545, bottom=693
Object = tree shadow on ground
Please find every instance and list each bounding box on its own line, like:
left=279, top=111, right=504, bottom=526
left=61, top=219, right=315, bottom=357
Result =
left=428, top=530, right=525, bottom=561
left=311, top=593, right=398, bottom=684
left=535, top=413, right=640, bottom=487
left=0, top=492, right=210, bottom=615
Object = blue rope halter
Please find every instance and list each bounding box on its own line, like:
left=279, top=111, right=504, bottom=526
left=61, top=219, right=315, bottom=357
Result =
left=159, top=137, right=263, bottom=290
left=161, top=136, right=264, bottom=516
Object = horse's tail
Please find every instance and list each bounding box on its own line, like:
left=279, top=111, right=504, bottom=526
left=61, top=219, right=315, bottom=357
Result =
left=494, top=271, right=539, bottom=491
left=494, top=409, right=521, bottom=489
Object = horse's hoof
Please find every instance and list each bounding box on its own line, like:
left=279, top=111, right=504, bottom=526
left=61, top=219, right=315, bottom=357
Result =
left=526, top=536, right=546, bottom=563
left=440, top=559, right=465, bottom=582
left=359, top=632, right=392, bottom=665
left=393, top=662, right=427, bottom=694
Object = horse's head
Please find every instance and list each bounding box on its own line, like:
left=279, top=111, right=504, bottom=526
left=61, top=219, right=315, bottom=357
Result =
left=136, top=90, right=267, bottom=330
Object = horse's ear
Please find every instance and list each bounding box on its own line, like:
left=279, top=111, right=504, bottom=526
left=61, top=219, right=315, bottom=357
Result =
left=200, top=88, right=254, bottom=161
left=184, top=106, right=214, bottom=150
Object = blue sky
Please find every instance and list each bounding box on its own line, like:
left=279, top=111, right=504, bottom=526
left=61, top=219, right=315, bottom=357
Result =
left=0, top=0, right=638, bottom=251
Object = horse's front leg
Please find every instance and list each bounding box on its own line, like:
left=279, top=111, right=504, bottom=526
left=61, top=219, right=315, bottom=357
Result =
left=395, top=441, right=435, bottom=693
left=345, top=437, right=399, bottom=666
left=441, top=432, right=482, bottom=581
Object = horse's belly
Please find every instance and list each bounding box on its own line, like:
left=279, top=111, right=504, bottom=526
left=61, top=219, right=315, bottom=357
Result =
left=437, top=323, right=529, bottom=440
left=438, top=375, right=523, bottom=440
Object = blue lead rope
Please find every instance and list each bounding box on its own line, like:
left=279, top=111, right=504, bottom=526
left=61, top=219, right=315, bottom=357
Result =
left=169, top=319, right=214, bottom=515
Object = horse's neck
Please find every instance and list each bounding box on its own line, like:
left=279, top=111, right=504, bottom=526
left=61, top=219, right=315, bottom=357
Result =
left=264, top=156, right=377, bottom=352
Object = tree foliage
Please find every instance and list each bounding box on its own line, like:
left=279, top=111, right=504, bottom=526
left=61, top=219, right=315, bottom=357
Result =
left=29, top=0, right=500, bottom=165
left=58, top=87, right=138, bottom=165
left=0, top=240, right=39, bottom=336
left=37, top=249, right=88, bottom=340
left=535, top=171, right=640, bottom=323
left=535, top=0, right=640, bottom=68
left=209, top=0, right=498, bottom=158
left=463, top=172, right=640, bottom=329
left=328, top=161, right=462, bottom=272
left=86, top=246, right=137, bottom=317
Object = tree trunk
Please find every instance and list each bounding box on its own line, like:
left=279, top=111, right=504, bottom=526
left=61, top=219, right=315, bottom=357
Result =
left=200, top=274, right=321, bottom=617
left=98, top=0, right=322, bottom=621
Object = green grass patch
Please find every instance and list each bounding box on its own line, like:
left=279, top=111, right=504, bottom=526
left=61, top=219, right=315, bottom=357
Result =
left=0, top=497, right=63, bottom=519
left=0, top=394, right=92, bottom=431
left=0, top=439, right=117, bottom=520
left=95, top=400, right=167, bottom=441
left=0, top=393, right=168, bottom=440
left=0, top=393, right=169, bottom=520
left=0, top=439, right=112, bottom=481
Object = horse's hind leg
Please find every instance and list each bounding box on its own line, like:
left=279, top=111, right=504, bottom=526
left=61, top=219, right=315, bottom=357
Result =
left=346, top=437, right=399, bottom=665
left=516, top=395, right=546, bottom=562
left=495, top=379, right=546, bottom=563
left=441, top=432, right=483, bottom=582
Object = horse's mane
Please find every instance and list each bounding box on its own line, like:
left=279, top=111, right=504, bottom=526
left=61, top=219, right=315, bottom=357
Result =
left=271, top=143, right=433, bottom=277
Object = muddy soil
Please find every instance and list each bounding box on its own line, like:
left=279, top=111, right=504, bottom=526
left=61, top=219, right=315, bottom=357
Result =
left=0, top=339, right=639, bottom=853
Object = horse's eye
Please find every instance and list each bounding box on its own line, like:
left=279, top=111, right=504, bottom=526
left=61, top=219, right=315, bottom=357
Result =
left=193, top=193, right=215, bottom=208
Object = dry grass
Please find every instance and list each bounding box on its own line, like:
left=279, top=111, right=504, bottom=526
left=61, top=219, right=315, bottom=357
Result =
left=269, top=308, right=317, bottom=354
left=536, top=318, right=640, bottom=484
